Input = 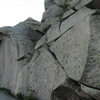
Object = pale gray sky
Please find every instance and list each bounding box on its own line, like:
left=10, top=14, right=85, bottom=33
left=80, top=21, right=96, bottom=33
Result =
left=0, top=0, right=44, bottom=27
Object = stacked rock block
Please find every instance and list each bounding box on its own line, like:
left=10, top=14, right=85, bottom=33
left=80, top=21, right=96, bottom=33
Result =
left=0, top=0, right=100, bottom=100
left=35, top=0, right=100, bottom=100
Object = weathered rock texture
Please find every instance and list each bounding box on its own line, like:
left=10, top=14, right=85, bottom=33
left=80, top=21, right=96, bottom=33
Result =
left=0, top=0, right=100, bottom=100
left=0, top=18, right=43, bottom=93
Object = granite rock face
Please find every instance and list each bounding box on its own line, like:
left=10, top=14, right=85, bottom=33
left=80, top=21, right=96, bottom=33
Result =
left=50, top=16, right=90, bottom=81
left=0, top=18, right=43, bottom=93
left=80, top=15, right=100, bottom=89
left=44, top=0, right=55, bottom=10
left=16, top=48, right=66, bottom=100
left=1, top=0, right=100, bottom=100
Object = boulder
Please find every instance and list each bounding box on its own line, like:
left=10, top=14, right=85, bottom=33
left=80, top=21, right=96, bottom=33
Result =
left=46, top=7, right=95, bottom=43
left=60, top=7, right=95, bottom=34
left=16, top=47, right=66, bottom=100
left=47, top=21, right=60, bottom=43
left=40, top=17, right=59, bottom=32
left=50, top=16, right=91, bottom=81
left=42, top=5, right=63, bottom=21
left=44, top=0, right=55, bottom=10
left=80, top=15, right=100, bottom=89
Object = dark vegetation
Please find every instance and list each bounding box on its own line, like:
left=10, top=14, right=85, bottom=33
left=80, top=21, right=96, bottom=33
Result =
left=16, top=92, right=38, bottom=100
left=0, top=87, right=38, bottom=100
left=0, top=87, right=14, bottom=97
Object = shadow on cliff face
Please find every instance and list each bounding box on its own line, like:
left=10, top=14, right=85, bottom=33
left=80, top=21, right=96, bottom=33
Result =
left=51, top=85, right=97, bottom=100
left=93, top=94, right=100, bottom=100
left=51, top=79, right=97, bottom=100
left=87, top=0, right=100, bottom=9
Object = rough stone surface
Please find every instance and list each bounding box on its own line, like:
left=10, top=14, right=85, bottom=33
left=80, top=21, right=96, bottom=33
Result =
left=47, top=21, right=60, bottom=43
left=45, top=7, right=95, bottom=44
left=40, top=17, right=59, bottom=32
left=60, top=7, right=95, bottom=34
left=50, top=16, right=91, bottom=81
left=54, top=0, right=66, bottom=6
left=42, top=5, right=63, bottom=21
left=1, top=0, right=100, bottom=100
left=67, top=0, right=80, bottom=9
left=35, top=35, right=47, bottom=49
left=0, top=40, right=5, bottom=86
left=0, top=18, right=42, bottom=93
left=54, top=0, right=80, bottom=9
left=75, top=0, right=92, bottom=10
left=81, top=85, right=100, bottom=100
left=16, top=17, right=41, bottom=31
left=80, top=15, right=100, bottom=89
left=62, top=9, right=75, bottom=19
left=16, top=48, right=66, bottom=100
left=0, top=26, right=11, bottom=34
left=44, top=0, right=55, bottom=10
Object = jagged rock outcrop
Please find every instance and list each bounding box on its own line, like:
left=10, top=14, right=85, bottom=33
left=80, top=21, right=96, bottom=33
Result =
left=0, top=0, right=100, bottom=100
left=0, top=18, right=43, bottom=93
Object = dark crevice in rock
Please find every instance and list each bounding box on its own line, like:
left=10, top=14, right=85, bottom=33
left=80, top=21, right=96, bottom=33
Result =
left=79, top=82, right=100, bottom=91
left=42, top=24, right=51, bottom=33
left=60, top=11, right=75, bottom=24
left=51, top=77, right=97, bottom=100
left=36, top=30, right=45, bottom=35
left=45, top=44, right=68, bottom=77
left=48, top=26, right=73, bottom=47
left=51, top=85, right=81, bottom=100
left=63, top=78, right=81, bottom=90
left=0, top=40, right=2, bottom=44
left=58, top=11, right=75, bottom=30
left=34, top=50, right=40, bottom=61
left=87, top=0, right=100, bottom=9
left=17, top=56, right=26, bottom=61
left=72, top=7, right=77, bottom=12
left=55, top=26, right=73, bottom=41
left=51, top=84, right=96, bottom=100
left=93, top=9, right=100, bottom=15
left=27, top=52, right=33, bottom=56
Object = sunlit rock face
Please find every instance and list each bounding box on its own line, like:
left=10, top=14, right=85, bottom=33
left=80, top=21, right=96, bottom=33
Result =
left=1, top=0, right=100, bottom=100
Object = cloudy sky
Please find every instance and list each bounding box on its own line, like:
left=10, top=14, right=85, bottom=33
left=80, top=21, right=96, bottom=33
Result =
left=0, top=0, right=44, bottom=27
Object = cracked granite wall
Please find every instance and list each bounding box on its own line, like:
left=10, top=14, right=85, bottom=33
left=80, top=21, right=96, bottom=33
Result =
left=0, top=0, right=100, bottom=100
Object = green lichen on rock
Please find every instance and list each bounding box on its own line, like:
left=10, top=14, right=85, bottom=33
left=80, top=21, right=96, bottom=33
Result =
left=16, top=92, right=38, bottom=100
